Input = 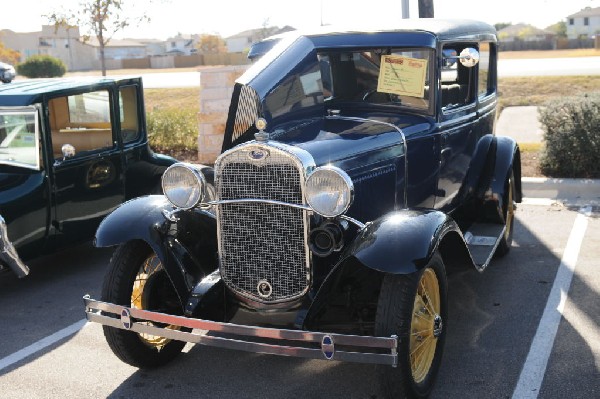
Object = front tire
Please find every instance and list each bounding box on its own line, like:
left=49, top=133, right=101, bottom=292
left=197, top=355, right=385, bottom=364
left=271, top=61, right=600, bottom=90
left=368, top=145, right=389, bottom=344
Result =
left=375, top=252, right=448, bottom=398
left=101, top=240, right=187, bottom=368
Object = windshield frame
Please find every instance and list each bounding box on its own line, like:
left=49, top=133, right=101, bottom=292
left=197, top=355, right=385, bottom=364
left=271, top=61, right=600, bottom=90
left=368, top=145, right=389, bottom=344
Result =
left=0, top=106, right=41, bottom=170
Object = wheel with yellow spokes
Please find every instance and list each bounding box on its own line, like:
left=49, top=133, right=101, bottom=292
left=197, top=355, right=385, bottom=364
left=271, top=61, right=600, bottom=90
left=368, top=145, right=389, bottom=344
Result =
left=376, top=252, right=448, bottom=398
left=495, top=170, right=516, bottom=257
left=101, top=240, right=188, bottom=368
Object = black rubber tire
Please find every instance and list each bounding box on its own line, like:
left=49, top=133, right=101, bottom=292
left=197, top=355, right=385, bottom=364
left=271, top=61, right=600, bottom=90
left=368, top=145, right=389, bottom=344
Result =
left=375, top=252, right=448, bottom=399
left=495, top=170, right=516, bottom=257
left=101, top=240, right=187, bottom=368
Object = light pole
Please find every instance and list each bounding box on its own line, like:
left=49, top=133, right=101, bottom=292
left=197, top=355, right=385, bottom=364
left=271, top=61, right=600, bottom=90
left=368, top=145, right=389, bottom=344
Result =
left=401, top=0, right=410, bottom=19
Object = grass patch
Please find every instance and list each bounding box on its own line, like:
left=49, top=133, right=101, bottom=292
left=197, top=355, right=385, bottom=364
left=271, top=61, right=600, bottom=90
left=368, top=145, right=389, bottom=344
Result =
left=518, top=142, right=543, bottom=152
left=499, top=49, right=600, bottom=59
left=498, top=75, right=600, bottom=112
left=144, top=88, right=199, bottom=113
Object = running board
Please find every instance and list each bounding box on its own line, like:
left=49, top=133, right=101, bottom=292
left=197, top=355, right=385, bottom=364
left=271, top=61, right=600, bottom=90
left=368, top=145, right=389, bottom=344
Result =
left=464, top=223, right=506, bottom=271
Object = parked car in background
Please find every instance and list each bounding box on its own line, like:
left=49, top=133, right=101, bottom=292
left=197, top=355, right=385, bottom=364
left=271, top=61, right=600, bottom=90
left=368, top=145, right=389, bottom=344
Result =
left=0, top=77, right=176, bottom=278
left=85, top=20, right=521, bottom=398
left=0, top=62, right=16, bottom=83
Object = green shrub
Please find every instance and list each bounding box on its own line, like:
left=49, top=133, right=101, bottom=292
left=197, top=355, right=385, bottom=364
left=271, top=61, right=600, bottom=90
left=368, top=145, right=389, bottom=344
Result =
left=147, top=107, right=198, bottom=151
left=16, top=55, right=66, bottom=78
left=539, top=93, right=600, bottom=178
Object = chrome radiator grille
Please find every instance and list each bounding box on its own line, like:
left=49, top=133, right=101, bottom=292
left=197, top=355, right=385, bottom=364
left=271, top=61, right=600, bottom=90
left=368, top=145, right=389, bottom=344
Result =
left=215, top=146, right=309, bottom=303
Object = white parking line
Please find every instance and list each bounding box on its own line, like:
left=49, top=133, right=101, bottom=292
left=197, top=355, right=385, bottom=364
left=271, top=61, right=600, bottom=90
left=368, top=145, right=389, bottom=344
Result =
left=512, top=207, right=590, bottom=399
left=0, top=319, right=88, bottom=372
left=521, top=198, right=557, bottom=206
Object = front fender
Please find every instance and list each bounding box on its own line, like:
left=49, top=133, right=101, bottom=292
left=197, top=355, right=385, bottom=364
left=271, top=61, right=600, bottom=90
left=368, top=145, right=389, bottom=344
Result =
left=95, top=195, right=172, bottom=250
left=95, top=195, right=217, bottom=305
left=344, top=209, right=463, bottom=275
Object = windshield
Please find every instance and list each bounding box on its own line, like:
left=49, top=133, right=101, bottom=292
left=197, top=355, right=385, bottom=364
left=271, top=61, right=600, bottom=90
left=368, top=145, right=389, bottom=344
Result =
left=318, top=48, right=433, bottom=112
left=0, top=107, right=40, bottom=169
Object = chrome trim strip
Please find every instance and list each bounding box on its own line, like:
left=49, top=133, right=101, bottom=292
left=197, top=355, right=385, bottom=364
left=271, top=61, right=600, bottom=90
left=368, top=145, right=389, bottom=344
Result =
left=0, top=216, right=30, bottom=278
left=201, top=199, right=365, bottom=229
left=84, top=296, right=397, bottom=366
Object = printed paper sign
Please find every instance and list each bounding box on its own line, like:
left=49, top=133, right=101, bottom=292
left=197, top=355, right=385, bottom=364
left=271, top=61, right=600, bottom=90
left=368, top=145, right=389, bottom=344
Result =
left=377, top=55, right=428, bottom=98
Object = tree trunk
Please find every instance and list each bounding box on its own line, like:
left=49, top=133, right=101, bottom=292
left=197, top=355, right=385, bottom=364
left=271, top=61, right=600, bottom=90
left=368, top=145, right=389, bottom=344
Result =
left=418, top=0, right=434, bottom=18
left=100, top=43, right=106, bottom=76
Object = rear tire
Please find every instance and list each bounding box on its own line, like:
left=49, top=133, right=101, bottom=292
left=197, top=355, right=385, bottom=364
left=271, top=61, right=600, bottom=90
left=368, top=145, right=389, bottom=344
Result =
left=101, top=240, right=187, bottom=368
left=495, top=170, right=516, bottom=257
left=375, top=252, right=448, bottom=398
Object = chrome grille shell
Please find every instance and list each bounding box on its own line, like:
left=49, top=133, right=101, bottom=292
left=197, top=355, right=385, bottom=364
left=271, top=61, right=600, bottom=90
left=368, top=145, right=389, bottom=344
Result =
left=214, top=142, right=315, bottom=304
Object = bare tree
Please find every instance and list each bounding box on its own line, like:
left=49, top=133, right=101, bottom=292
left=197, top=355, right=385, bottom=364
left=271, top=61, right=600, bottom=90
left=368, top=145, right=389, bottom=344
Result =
left=418, top=0, right=434, bottom=18
left=47, top=0, right=150, bottom=76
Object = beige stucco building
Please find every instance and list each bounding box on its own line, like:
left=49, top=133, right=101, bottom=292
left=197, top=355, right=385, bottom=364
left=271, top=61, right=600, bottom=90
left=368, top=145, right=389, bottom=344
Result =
left=0, top=25, right=150, bottom=71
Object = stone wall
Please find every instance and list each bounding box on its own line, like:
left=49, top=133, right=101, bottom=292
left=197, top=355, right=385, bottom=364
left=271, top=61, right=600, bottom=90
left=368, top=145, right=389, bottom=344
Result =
left=197, top=65, right=249, bottom=164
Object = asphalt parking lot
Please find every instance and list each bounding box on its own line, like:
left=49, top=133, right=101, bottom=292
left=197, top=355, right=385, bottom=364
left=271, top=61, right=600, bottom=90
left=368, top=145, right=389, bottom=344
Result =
left=0, top=197, right=598, bottom=398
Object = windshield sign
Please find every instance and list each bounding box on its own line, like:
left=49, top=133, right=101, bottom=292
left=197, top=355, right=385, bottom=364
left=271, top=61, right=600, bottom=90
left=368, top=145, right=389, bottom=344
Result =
left=0, top=107, right=40, bottom=169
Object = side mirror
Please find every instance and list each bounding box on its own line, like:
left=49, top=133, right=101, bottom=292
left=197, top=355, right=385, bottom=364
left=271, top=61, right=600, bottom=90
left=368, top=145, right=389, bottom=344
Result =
left=61, top=144, right=76, bottom=159
left=458, top=48, right=479, bottom=67
left=442, top=47, right=480, bottom=68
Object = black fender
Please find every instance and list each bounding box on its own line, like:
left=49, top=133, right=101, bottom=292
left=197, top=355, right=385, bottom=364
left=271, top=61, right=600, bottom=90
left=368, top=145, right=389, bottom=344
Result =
left=458, top=134, right=495, bottom=201
left=483, top=136, right=522, bottom=223
left=95, top=195, right=217, bottom=306
left=304, top=209, right=474, bottom=334
left=346, top=209, right=469, bottom=274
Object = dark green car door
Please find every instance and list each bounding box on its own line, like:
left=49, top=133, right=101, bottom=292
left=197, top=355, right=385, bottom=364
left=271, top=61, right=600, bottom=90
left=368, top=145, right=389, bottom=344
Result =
left=47, top=89, right=125, bottom=247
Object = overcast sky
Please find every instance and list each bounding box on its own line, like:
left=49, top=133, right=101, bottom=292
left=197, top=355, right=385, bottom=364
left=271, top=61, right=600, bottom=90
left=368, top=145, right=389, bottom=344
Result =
left=0, top=0, right=598, bottom=40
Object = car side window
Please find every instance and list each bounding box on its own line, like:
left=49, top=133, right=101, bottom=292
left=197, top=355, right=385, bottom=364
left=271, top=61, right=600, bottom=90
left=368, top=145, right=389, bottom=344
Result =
left=477, top=42, right=495, bottom=98
left=119, top=86, right=140, bottom=143
left=441, top=43, right=477, bottom=110
left=48, top=90, right=114, bottom=159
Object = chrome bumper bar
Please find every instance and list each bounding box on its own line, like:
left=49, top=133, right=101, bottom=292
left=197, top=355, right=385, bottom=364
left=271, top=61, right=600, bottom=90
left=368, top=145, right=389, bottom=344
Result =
left=84, top=295, right=398, bottom=366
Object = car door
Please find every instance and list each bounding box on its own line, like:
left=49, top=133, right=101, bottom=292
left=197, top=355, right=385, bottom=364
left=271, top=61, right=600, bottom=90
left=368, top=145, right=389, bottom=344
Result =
left=47, top=88, right=125, bottom=247
left=435, top=42, right=479, bottom=211
left=0, top=106, right=52, bottom=261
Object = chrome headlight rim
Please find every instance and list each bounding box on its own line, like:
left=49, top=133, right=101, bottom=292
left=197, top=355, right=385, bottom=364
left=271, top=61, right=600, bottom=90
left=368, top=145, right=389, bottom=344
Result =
left=305, top=166, right=354, bottom=218
left=161, top=163, right=207, bottom=210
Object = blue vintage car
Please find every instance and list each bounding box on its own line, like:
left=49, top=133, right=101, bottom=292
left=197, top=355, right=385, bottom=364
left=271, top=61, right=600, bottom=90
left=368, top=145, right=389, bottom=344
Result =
left=85, top=20, right=521, bottom=398
left=0, top=77, right=176, bottom=277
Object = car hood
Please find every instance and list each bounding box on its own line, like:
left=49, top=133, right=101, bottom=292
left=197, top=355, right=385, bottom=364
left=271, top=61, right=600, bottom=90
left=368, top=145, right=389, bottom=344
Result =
left=266, top=114, right=431, bottom=170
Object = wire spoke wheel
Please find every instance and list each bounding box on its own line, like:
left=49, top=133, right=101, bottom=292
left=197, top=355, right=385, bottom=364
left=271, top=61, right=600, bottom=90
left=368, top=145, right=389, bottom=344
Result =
left=131, top=254, right=180, bottom=349
left=376, top=252, right=447, bottom=398
left=496, top=170, right=516, bottom=257
left=101, top=241, right=188, bottom=368
left=410, top=269, right=441, bottom=383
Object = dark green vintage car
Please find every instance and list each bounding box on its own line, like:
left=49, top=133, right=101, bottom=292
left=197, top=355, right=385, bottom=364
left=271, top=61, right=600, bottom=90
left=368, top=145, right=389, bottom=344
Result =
left=0, top=77, right=176, bottom=277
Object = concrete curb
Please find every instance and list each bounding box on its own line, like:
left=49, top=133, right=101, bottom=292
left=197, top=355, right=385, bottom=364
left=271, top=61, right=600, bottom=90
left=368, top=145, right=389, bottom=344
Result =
left=522, top=177, right=600, bottom=206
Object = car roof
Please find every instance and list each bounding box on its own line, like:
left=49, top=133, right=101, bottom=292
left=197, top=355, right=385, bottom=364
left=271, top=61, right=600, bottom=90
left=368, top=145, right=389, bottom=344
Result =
left=0, top=77, right=141, bottom=106
left=302, top=19, right=496, bottom=40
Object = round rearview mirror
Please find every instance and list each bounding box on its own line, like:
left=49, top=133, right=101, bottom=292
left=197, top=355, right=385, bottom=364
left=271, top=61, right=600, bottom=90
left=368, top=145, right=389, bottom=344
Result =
left=61, top=144, right=76, bottom=158
left=459, top=48, right=480, bottom=67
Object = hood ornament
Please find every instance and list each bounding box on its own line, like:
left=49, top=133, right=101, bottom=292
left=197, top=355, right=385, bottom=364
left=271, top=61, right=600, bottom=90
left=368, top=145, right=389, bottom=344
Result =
left=254, top=118, right=270, bottom=142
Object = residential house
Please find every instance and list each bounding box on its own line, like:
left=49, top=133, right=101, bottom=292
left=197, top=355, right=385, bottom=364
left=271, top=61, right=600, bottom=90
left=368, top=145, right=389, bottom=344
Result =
left=497, top=23, right=555, bottom=42
left=85, top=37, right=147, bottom=59
left=566, top=6, right=600, bottom=38
left=497, top=23, right=556, bottom=50
left=226, top=26, right=295, bottom=53
left=165, top=33, right=200, bottom=55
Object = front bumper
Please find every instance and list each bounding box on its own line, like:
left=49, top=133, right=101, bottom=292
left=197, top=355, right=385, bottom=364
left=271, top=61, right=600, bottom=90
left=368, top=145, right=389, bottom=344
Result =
left=84, top=295, right=398, bottom=366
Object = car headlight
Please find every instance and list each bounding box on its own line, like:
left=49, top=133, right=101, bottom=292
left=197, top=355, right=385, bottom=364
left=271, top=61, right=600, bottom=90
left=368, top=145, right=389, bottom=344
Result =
left=305, top=166, right=353, bottom=217
left=161, top=163, right=206, bottom=209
